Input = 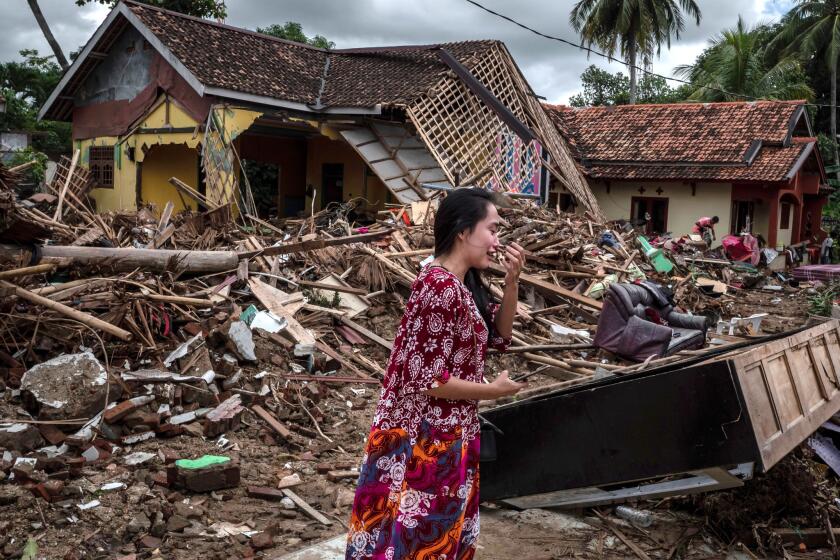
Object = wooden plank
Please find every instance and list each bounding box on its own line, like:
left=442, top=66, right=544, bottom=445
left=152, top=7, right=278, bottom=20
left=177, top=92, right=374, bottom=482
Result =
left=248, top=278, right=315, bottom=345
left=731, top=320, right=840, bottom=470
left=251, top=405, right=292, bottom=440
left=281, top=489, right=332, bottom=525
left=150, top=223, right=176, bottom=250
left=314, top=341, right=372, bottom=379
left=338, top=317, right=393, bottom=351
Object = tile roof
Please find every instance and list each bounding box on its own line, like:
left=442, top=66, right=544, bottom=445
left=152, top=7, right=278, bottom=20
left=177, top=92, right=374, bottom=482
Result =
left=584, top=140, right=812, bottom=182
left=546, top=101, right=814, bottom=182
left=129, top=2, right=325, bottom=105
left=127, top=1, right=497, bottom=109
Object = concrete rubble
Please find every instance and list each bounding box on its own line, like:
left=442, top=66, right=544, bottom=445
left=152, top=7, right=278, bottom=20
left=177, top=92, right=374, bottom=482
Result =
left=1, top=160, right=840, bottom=558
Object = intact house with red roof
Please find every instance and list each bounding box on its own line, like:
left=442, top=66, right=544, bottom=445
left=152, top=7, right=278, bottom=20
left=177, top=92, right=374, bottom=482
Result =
left=38, top=0, right=600, bottom=219
left=547, top=101, right=829, bottom=250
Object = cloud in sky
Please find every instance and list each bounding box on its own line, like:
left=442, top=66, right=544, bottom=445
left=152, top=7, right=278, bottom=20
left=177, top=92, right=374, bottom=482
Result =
left=2, top=0, right=788, bottom=104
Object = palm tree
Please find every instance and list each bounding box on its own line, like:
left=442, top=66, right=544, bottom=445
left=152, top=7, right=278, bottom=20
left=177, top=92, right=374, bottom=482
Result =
left=27, top=0, right=68, bottom=70
left=770, top=0, right=840, bottom=170
left=675, top=17, right=814, bottom=102
left=570, top=0, right=701, bottom=104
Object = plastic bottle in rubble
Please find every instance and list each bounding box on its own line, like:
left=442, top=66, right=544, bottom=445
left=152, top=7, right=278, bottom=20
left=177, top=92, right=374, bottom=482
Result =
left=614, top=505, right=653, bottom=527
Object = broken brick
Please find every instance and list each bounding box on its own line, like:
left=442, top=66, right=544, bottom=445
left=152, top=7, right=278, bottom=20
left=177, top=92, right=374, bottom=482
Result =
left=246, top=486, right=287, bottom=500
left=167, top=456, right=240, bottom=493
left=156, top=424, right=185, bottom=438
left=37, top=423, right=67, bottom=446
left=327, top=470, right=358, bottom=482
left=0, top=423, right=45, bottom=452
left=123, top=411, right=162, bottom=431
left=104, top=395, right=155, bottom=424
left=203, top=394, right=243, bottom=437
left=138, top=535, right=162, bottom=549
left=251, top=531, right=273, bottom=550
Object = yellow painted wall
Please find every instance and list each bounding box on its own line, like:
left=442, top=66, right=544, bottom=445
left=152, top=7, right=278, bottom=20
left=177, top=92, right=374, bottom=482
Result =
left=82, top=95, right=204, bottom=214
left=306, top=135, right=387, bottom=211
left=79, top=99, right=389, bottom=216
left=141, top=144, right=198, bottom=214
left=591, top=180, right=732, bottom=247
left=78, top=135, right=135, bottom=211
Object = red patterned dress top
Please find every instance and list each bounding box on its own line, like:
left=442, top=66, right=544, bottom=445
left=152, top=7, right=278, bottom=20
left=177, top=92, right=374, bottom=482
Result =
left=345, top=265, right=511, bottom=560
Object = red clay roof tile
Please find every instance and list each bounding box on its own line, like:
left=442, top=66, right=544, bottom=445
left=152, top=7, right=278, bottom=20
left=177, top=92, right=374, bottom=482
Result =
left=545, top=101, right=813, bottom=182
left=127, top=1, right=497, bottom=110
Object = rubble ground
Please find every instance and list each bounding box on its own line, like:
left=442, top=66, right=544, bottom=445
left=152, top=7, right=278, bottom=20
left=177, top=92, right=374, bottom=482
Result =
left=3, top=160, right=840, bottom=559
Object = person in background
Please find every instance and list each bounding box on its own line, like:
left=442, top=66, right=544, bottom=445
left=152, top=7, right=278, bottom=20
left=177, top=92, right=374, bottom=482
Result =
left=693, top=216, right=719, bottom=246
left=821, top=233, right=835, bottom=264
left=345, top=188, right=525, bottom=560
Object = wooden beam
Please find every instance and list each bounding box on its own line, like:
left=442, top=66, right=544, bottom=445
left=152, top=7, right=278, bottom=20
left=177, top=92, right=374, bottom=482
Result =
left=239, top=230, right=393, bottom=259
left=251, top=405, right=292, bottom=440
left=486, top=263, right=602, bottom=311
left=338, top=317, right=393, bottom=351
left=11, top=245, right=240, bottom=274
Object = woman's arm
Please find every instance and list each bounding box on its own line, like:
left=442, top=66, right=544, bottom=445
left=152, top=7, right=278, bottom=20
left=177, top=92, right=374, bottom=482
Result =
left=425, top=371, right=523, bottom=400
left=494, top=243, right=525, bottom=339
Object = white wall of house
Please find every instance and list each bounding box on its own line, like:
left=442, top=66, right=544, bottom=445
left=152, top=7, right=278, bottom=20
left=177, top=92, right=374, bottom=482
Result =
left=589, top=180, right=732, bottom=247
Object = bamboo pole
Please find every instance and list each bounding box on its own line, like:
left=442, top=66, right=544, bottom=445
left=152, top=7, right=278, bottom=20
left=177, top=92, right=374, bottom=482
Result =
left=1, top=280, right=132, bottom=341
left=53, top=149, right=79, bottom=220
left=0, top=264, right=57, bottom=279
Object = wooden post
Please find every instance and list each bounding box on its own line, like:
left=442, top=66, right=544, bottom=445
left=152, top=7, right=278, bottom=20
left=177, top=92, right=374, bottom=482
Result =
left=0, top=245, right=240, bottom=274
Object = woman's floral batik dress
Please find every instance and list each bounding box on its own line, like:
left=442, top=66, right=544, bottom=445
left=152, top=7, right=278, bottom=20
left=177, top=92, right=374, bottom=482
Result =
left=345, top=265, right=510, bottom=560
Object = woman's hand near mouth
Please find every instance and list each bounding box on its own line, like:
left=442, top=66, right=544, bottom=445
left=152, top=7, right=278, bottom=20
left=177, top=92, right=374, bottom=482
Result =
left=502, top=242, right=525, bottom=287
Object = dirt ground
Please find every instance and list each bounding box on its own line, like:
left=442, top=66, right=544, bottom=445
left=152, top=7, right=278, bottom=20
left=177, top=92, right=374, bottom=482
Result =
left=1, top=280, right=836, bottom=559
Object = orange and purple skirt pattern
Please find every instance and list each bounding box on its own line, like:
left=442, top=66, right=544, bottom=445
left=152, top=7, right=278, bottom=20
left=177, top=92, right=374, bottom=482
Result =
left=345, top=422, right=481, bottom=560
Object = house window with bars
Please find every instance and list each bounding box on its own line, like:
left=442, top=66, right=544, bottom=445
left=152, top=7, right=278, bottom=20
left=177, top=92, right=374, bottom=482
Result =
left=89, top=146, right=114, bottom=188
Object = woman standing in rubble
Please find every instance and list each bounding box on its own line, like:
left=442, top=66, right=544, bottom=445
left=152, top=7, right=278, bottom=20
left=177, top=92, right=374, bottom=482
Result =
left=345, top=188, right=525, bottom=560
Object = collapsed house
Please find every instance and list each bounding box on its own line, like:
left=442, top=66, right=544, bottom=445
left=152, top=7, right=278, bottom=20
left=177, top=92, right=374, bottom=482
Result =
left=548, top=101, right=829, bottom=249
left=38, top=0, right=600, bottom=220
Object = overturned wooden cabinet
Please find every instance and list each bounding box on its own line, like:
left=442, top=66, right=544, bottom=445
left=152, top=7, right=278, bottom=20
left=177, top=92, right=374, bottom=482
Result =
left=481, top=320, right=840, bottom=508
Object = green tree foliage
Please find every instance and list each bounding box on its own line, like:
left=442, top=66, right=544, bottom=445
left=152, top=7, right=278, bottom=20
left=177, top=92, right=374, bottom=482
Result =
left=570, top=0, right=701, bottom=104
left=257, top=22, right=335, bottom=49
left=769, top=0, right=840, bottom=170
left=0, top=49, right=70, bottom=157
left=675, top=17, right=813, bottom=102
left=569, top=64, right=688, bottom=106
left=74, top=0, right=227, bottom=19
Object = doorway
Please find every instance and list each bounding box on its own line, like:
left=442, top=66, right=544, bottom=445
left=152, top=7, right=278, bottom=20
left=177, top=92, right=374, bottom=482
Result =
left=630, top=196, right=669, bottom=235
left=321, top=163, right=344, bottom=209
left=731, top=201, right=755, bottom=234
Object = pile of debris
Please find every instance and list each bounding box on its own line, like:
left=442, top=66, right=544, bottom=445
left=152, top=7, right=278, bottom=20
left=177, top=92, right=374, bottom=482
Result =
left=0, top=158, right=833, bottom=559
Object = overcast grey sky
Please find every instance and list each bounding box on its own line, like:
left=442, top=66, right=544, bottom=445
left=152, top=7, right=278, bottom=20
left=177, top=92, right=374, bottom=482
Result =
left=3, top=0, right=794, bottom=104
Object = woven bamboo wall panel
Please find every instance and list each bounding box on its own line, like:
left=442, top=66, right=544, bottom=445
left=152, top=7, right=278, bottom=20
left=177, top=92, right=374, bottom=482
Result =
left=408, top=44, right=536, bottom=193
left=407, top=43, right=604, bottom=218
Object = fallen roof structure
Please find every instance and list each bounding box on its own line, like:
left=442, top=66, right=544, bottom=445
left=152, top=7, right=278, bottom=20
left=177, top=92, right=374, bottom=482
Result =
left=481, top=320, right=840, bottom=508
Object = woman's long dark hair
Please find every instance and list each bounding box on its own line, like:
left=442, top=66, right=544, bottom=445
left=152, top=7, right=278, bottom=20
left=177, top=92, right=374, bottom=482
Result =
left=434, top=188, right=496, bottom=332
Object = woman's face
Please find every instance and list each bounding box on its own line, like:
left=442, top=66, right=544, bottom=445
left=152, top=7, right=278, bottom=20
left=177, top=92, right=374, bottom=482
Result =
left=459, top=202, right=501, bottom=270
